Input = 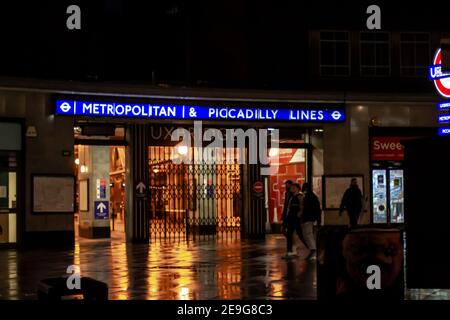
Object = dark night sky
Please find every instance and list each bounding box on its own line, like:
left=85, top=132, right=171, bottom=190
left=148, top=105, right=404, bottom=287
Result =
left=0, top=1, right=449, bottom=89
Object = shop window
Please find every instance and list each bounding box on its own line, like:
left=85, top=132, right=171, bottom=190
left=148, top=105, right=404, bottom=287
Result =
left=267, top=148, right=308, bottom=225
left=360, top=32, right=391, bottom=76
left=0, top=122, right=21, bottom=151
left=319, top=31, right=351, bottom=76
left=400, top=33, right=430, bottom=77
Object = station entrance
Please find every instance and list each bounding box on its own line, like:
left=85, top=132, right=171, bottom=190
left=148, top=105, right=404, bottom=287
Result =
left=147, top=146, right=242, bottom=240
left=73, top=124, right=127, bottom=240
left=72, top=122, right=314, bottom=242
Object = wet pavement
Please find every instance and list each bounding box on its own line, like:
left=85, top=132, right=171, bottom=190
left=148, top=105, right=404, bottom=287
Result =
left=0, top=234, right=316, bottom=300
left=2, top=231, right=450, bottom=300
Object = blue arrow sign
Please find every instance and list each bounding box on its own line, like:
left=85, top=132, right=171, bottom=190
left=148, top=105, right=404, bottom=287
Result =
left=94, top=201, right=109, bottom=219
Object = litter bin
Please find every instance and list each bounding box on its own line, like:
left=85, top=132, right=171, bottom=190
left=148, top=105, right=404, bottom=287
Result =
left=37, top=277, right=108, bottom=300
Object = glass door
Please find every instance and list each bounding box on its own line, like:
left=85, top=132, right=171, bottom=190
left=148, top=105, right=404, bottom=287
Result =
left=371, top=168, right=404, bottom=224
left=389, top=169, right=404, bottom=223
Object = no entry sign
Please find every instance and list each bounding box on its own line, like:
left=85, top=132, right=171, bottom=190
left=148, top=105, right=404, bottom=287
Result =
left=253, top=181, right=264, bottom=193
left=252, top=181, right=264, bottom=199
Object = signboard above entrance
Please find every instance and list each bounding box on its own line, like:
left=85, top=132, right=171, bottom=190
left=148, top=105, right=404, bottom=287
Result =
left=55, top=99, right=345, bottom=122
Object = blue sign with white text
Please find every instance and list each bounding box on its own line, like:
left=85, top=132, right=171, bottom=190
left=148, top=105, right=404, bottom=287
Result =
left=438, top=128, right=450, bottom=136
left=438, top=101, right=450, bottom=110
left=55, top=99, right=345, bottom=122
left=94, top=201, right=109, bottom=220
left=429, top=65, right=450, bottom=81
left=438, top=114, right=450, bottom=123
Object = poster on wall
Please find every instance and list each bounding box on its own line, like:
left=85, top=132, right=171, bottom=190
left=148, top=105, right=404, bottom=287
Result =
left=312, top=176, right=323, bottom=206
left=323, top=175, right=364, bottom=210
left=33, top=175, right=75, bottom=213
left=79, top=179, right=89, bottom=212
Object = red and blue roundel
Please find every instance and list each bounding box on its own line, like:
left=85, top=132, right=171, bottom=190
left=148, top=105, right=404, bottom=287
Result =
left=430, top=49, right=450, bottom=98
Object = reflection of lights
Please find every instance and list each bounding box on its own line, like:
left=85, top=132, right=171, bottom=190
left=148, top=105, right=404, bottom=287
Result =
left=177, top=145, right=188, bottom=155
left=74, top=158, right=80, bottom=165
left=122, top=183, right=126, bottom=188
left=269, top=148, right=279, bottom=157
left=180, top=287, right=189, bottom=300
left=153, top=168, right=160, bottom=173
left=80, top=165, right=88, bottom=173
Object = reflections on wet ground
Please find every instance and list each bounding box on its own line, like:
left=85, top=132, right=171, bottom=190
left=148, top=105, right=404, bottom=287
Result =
left=0, top=234, right=316, bottom=300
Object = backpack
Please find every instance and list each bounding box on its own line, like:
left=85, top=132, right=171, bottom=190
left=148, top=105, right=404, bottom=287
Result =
left=306, top=192, right=322, bottom=222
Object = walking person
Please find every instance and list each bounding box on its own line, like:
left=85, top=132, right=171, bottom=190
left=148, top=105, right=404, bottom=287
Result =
left=301, top=182, right=321, bottom=260
left=339, top=178, right=364, bottom=228
left=281, top=180, right=293, bottom=223
left=281, top=183, right=308, bottom=258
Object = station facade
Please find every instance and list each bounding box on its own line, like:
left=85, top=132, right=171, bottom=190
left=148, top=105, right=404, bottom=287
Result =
left=0, top=80, right=438, bottom=247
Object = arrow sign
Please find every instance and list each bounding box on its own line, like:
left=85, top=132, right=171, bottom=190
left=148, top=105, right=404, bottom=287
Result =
left=94, top=201, right=109, bottom=219
left=135, top=181, right=146, bottom=198
left=97, top=202, right=106, bottom=213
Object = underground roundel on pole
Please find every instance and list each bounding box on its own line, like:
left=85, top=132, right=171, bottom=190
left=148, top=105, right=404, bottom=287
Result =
left=430, top=48, right=450, bottom=98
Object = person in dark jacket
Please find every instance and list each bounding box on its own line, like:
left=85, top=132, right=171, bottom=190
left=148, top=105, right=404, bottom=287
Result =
left=301, top=182, right=321, bottom=259
left=281, top=180, right=293, bottom=224
left=282, top=183, right=308, bottom=257
left=339, top=178, right=363, bottom=228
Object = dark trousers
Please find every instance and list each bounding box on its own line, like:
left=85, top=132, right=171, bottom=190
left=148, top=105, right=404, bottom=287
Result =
left=285, top=217, right=308, bottom=252
left=348, top=211, right=360, bottom=228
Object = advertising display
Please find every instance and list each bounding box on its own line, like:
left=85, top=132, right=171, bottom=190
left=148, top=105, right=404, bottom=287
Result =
left=317, top=227, right=404, bottom=300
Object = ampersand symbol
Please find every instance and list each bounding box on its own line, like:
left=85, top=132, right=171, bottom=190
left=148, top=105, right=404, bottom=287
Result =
left=189, top=108, right=197, bottom=117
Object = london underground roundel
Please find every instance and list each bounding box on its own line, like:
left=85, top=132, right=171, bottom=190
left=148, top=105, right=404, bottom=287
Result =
left=431, top=49, right=450, bottom=98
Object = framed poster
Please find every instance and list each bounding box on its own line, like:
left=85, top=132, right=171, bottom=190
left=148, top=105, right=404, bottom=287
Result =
left=323, top=175, right=364, bottom=210
left=32, top=174, right=75, bottom=214
left=79, top=179, right=89, bottom=212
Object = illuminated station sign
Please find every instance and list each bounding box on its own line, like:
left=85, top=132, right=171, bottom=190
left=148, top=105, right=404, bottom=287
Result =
left=55, top=99, right=345, bottom=122
left=430, top=48, right=450, bottom=135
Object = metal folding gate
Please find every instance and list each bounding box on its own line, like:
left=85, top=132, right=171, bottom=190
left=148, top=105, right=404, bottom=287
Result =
left=148, top=146, right=241, bottom=240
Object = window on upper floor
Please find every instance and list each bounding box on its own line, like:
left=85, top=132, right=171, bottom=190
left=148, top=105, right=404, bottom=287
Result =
left=360, top=32, right=391, bottom=76
left=400, top=33, right=430, bottom=77
left=319, top=31, right=350, bottom=76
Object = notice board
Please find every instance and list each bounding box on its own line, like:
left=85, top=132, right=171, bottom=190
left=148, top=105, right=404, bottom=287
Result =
left=323, top=175, right=364, bottom=210
left=33, top=175, right=75, bottom=213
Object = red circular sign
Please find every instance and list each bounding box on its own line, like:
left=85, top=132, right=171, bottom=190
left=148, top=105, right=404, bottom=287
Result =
left=433, top=49, right=450, bottom=98
left=253, top=181, right=264, bottom=193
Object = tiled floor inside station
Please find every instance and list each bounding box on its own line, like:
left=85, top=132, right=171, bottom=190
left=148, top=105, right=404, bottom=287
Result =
left=0, top=232, right=448, bottom=300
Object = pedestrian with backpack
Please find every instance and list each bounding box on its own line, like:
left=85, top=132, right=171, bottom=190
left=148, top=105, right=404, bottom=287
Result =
left=301, top=182, right=321, bottom=260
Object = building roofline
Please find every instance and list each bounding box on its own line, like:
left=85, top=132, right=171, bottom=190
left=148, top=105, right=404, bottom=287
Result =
left=0, top=76, right=438, bottom=105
